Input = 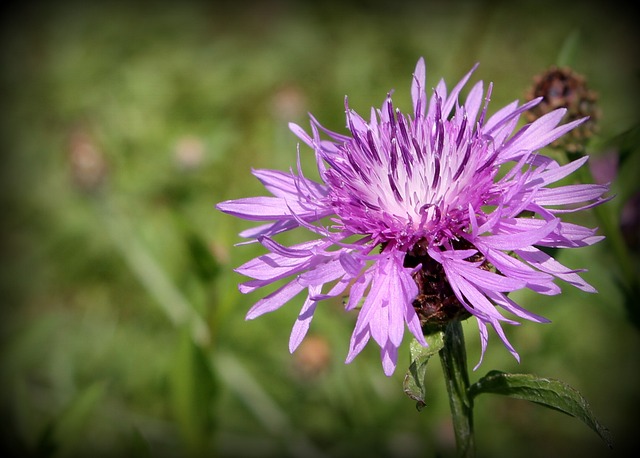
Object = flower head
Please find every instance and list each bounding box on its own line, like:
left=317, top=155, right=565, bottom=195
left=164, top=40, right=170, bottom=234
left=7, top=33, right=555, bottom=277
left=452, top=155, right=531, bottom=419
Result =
left=217, top=58, right=608, bottom=376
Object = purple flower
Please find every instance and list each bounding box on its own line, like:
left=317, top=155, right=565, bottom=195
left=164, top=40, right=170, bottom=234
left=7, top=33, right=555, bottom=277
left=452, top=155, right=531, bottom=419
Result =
left=217, top=58, right=608, bottom=376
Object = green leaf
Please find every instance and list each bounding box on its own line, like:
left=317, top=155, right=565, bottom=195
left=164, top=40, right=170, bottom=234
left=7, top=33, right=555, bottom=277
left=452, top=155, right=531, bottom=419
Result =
left=36, top=381, right=107, bottom=457
left=469, top=370, right=612, bottom=447
left=556, top=29, right=582, bottom=67
left=170, top=327, right=218, bottom=456
left=127, top=427, right=153, bottom=458
left=185, top=232, right=220, bottom=283
left=402, top=331, right=444, bottom=411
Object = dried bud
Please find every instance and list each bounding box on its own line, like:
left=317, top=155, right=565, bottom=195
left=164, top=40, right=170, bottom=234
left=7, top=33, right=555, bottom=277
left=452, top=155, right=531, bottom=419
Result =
left=68, top=129, right=108, bottom=192
left=292, top=334, right=331, bottom=380
left=174, top=135, right=205, bottom=171
left=270, top=84, right=307, bottom=121
left=525, top=66, right=599, bottom=154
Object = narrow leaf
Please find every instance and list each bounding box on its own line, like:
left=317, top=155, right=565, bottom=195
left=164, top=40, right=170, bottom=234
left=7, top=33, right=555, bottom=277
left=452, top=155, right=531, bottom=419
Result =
left=556, top=29, right=581, bottom=68
left=36, top=381, right=107, bottom=457
left=127, top=427, right=152, bottom=458
left=403, top=332, right=444, bottom=411
left=469, top=370, right=612, bottom=447
left=170, top=328, right=218, bottom=455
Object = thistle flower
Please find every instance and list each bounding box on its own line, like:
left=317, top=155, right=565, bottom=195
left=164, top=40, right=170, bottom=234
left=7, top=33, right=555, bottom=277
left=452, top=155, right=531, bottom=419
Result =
left=217, top=58, right=608, bottom=376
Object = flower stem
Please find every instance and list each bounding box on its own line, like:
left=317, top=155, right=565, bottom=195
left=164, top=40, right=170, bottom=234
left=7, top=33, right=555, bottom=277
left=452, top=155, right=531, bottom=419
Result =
left=439, top=320, right=475, bottom=457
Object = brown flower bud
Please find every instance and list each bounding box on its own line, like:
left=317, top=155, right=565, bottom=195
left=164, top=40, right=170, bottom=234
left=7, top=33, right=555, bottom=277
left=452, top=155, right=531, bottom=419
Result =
left=525, top=66, right=599, bottom=154
left=292, top=334, right=331, bottom=380
left=68, top=129, right=108, bottom=192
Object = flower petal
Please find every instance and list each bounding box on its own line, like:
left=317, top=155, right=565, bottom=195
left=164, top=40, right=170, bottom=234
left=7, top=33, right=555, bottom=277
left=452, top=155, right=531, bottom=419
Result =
left=289, top=285, right=321, bottom=353
left=516, top=246, right=597, bottom=292
left=478, top=218, right=559, bottom=251
left=381, top=341, right=399, bottom=377
left=346, top=250, right=420, bottom=375
left=411, top=57, right=426, bottom=118
left=217, top=196, right=294, bottom=220
left=533, top=184, right=609, bottom=206
left=501, top=110, right=587, bottom=160
left=252, top=168, right=326, bottom=200
left=246, top=280, right=305, bottom=320
left=442, top=63, right=479, bottom=117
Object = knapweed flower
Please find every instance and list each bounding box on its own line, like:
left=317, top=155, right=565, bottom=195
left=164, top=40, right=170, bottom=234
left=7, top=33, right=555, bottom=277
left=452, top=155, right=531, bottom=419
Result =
left=217, top=58, right=608, bottom=376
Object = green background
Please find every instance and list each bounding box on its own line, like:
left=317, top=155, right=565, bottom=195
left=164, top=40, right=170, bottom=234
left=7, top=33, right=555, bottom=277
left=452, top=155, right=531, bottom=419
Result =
left=2, top=1, right=639, bottom=457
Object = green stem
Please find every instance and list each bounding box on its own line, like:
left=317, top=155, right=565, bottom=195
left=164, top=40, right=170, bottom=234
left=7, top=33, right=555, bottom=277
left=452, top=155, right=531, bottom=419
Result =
left=439, top=320, right=475, bottom=457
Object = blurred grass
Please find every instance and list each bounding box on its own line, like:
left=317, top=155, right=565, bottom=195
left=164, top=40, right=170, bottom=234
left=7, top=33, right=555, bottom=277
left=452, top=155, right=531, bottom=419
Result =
left=1, top=1, right=639, bottom=457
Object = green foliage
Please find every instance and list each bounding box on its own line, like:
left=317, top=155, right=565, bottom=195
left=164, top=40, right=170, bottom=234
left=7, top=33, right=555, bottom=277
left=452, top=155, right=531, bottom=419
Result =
left=36, top=382, right=107, bottom=458
left=469, top=371, right=613, bottom=448
left=170, top=329, right=218, bottom=456
left=403, top=332, right=444, bottom=411
left=126, top=427, right=153, bottom=458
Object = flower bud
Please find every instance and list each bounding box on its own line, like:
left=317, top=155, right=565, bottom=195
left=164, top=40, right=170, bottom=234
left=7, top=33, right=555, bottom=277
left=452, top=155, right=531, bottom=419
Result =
left=68, top=129, right=108, bottom=192
left=525, top=66, right=599, bottom=154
